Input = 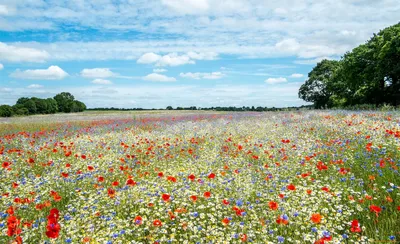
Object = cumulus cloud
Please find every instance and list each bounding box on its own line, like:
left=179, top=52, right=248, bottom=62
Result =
left=137, top=52, right=196, bottom=67
left=137, top=53, right=161, bottom=64
left=27, top=84, right=44, bottom=88
left=143, top=73, right=176, bottom=82
left=10, top=66, right=68, bottom=80
left=0, top=63, right=3, bottom=70
left=137, top=52, right=217, bottom=67
left=0, top=42, right=49, bottom=63
left=290, top=73, right=304, bottom=78
left=265, top=77, right=287, bottom=84
left=91, top=79, right=113, bottom=85
left=275, top=38, right=339, bottom=59
left=80, top=68, right=117, bottom=78
left=153, top=68, right=167, bottom=73
left=180, top=72, right=224, bottom=80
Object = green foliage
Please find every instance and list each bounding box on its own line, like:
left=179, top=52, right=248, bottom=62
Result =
left=0, top=105, right=13, bottom=117
left=298, top=60, right=340, bottom=108
left=0, top=92, right=86, bottom=117
left=299, top=22, right=400, bottom=108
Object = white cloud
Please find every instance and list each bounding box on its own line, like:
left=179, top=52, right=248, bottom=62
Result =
left=0, top=63, right=3, bottom=70
left=0, top=5, right=12, bottom=15
left=137, top=52, right=161, bottom=64
left=290, top=73, right=304, bottom=78
left=10, top=66, right=68, bottom=80
left=80, top=68, right=117, bottom=78
left=27, top=84, right=44, bottom=88
left=137, top=52, right=198, bottom=67
left=153, top=68, right=167, bottom=73
left=265, top=77, right=287, bottom=84
left=187, top=51, right=218, bottom=60
left=161, top=0, right=209, bottom=14
left=0, top=42, right=49, bottom=63
left=0, top=87, right=12, bottom=93
left=91, top=79, right=113, bottom=85
left=143, top=73, right=176, bottom=82
left=180, top=72, right=224, bottom=80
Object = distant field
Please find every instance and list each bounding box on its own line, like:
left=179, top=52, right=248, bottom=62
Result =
left=0, top=111, right=399, bottom=243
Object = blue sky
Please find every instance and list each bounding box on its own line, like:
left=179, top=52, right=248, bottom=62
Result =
left=0, top=0, right=399, bottom=108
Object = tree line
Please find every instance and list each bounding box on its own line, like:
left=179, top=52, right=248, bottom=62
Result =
left=0, top=92, right=86, bottom=117
left=88, top=105, right=313, bottom=112
left=299, top=22, right=400, bottom=108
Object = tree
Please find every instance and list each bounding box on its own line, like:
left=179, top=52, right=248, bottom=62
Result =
left=54, top=92, right=75, bottom=112
left=298, top=59, right=340, bottom=108
left=0, top=105, right=13, bottom=117
left=45, top=98, right=59, bottom=114
left=31, top=97, right=48, bottom=114
left=23, top=99, right=37, bottom=114
left=12, top=104, right=29, bottom=116
left=166, top=106, right=173, bottom=110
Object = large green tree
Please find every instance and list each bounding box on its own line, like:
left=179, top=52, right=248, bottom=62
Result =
left=298, top=59, right=341, bottom=109
left=54, top=92, right=75, bottom=113
left=299, top=22, right=400, bottom=107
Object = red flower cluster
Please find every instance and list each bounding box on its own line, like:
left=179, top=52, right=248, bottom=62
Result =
left=7, top=214, right=21, bottom=237
left=46, top=208, right=61, bottom=239
left=350, top=219, right=361, bottom=232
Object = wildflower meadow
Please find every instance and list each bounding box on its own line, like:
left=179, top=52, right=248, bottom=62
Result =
left=0, top=111, right=399, bottom=243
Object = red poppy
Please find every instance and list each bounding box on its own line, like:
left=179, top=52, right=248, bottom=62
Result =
left=241, top=233, right=247, bottom=242
left=61, top=172, right=69, bottom=178
left=222, top=199, right=230, bottom=205
left=87, top=165, right=94, bottom=171
left=310, top=213, right=322, bottom=224
left=158, top=172, right=164, bottom=177
left=2, top=161, right=11, bottom=168
left=268, top=201, right=278, bottom=210
left=107, top=188, right=116, bottom=198
left=112, top=181, right=119, bottom=187
left=46, top=222, right=60, bottom=238
left=276, top=216, right=288, bottom=225
left=153, top=219, right=162, bottom=227
left=97, top=176, right=104, bottom=182
left=350, top=219, right=361, bottom=233
left=316, top=161, right=328, bottom=171
left=126, top=178, right=137, bottom=186
left=204, top=191, right=211, bottom=198
left=369, top=205, right=381, bottom=216
left=287, top=184, right=296, bottom=191
left=190, top=195, right=198, bottom=202
left=321, top=186, right=329, bottom=192
left=162, top=193, right=171, bottom=202
left=222, top=218, right=230, bottom=225
left=188, top=174, right=196, bottom=181
left=134, top=216, right=143, bottom=225
left=208, top=173, right=216, bottom=179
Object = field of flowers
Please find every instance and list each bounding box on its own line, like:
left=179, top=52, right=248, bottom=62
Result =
left=0, top=111, right=399, bottom=243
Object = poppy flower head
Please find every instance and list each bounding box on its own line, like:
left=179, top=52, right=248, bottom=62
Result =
left=310, top=213, right=322, bottom=224
left=162, top=193, right=171, bottom=202
left=269, top=201, right=278, bottom=210
left=287, top=184, right=296, bottom=191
